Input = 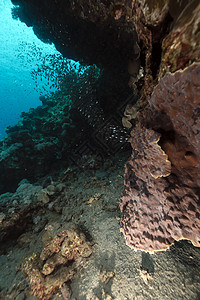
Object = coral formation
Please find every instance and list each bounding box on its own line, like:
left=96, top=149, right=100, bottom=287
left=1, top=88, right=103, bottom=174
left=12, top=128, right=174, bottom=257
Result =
left=0, top=60, right=129, bottom=194
left=21, top=225, right=92, bottom=299
left=22, top=251, right=74, bottom=300
left=0, top=69, right=84, bottom=193
left=120, top=63, right=200, bottom=252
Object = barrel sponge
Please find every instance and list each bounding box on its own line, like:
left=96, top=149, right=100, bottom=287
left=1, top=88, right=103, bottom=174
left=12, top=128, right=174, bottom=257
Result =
left=120, top=63, right=200, bottom=252
left=129, top=123, right=171, bottom=180
left=150, top=63, right=200, bottom=148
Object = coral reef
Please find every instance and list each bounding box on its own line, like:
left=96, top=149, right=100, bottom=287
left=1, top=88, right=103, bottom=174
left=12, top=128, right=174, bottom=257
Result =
left=6, top=0, right=200, bottom=256
left=120, top=63, right=200, bottom=252
left=0, top=67, right=104, bottom=194
left=0, top=2, right=200, bottom=300
left=21, top=225, right=92, bottom=299
left=0, top=59, right=129, bottom=195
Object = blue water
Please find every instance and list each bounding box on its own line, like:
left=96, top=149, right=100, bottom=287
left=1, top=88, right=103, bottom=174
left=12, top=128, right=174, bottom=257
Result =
left=0, top=0, right=57, bottom=139
left=0, top=0, right=88, bottom=140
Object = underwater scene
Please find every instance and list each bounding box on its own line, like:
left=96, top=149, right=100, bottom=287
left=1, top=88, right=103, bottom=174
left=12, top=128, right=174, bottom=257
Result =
left=0, top=0, right=200, bottom=299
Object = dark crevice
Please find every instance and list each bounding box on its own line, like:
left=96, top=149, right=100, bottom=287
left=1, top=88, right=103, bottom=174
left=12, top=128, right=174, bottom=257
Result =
left=149, top=12, right=173, bottom=80
left=151, top=42, right=162, bottom=79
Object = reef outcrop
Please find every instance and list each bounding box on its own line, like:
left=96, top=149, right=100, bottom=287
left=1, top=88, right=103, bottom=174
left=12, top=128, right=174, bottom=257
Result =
left=22, top=224, right=92, bottom=300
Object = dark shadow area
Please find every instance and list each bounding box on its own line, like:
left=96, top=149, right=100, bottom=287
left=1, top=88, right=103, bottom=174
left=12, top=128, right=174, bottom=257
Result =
left=93, top=251, right=116, bottom=300
left=170, top=240, right=200, bottom=269
left=141, top=252, right=155, bottom=274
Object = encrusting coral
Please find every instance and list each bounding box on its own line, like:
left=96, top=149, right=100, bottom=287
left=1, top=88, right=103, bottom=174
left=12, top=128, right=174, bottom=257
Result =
left=21, top=225, right=92, bottom=299
left=120, top=63, right=200, bottom=252
left=22, top=251, right=74, bottom=300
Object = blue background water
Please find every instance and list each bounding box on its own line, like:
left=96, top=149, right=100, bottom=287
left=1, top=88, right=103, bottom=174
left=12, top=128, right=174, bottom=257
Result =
left=0, top=0, right=89, bottom=140
left=0, top=0, right=60, bottom=139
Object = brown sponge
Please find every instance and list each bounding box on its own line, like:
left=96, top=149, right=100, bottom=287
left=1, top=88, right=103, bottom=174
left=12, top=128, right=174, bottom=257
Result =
left=120, top=64, right=200, bottom=252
